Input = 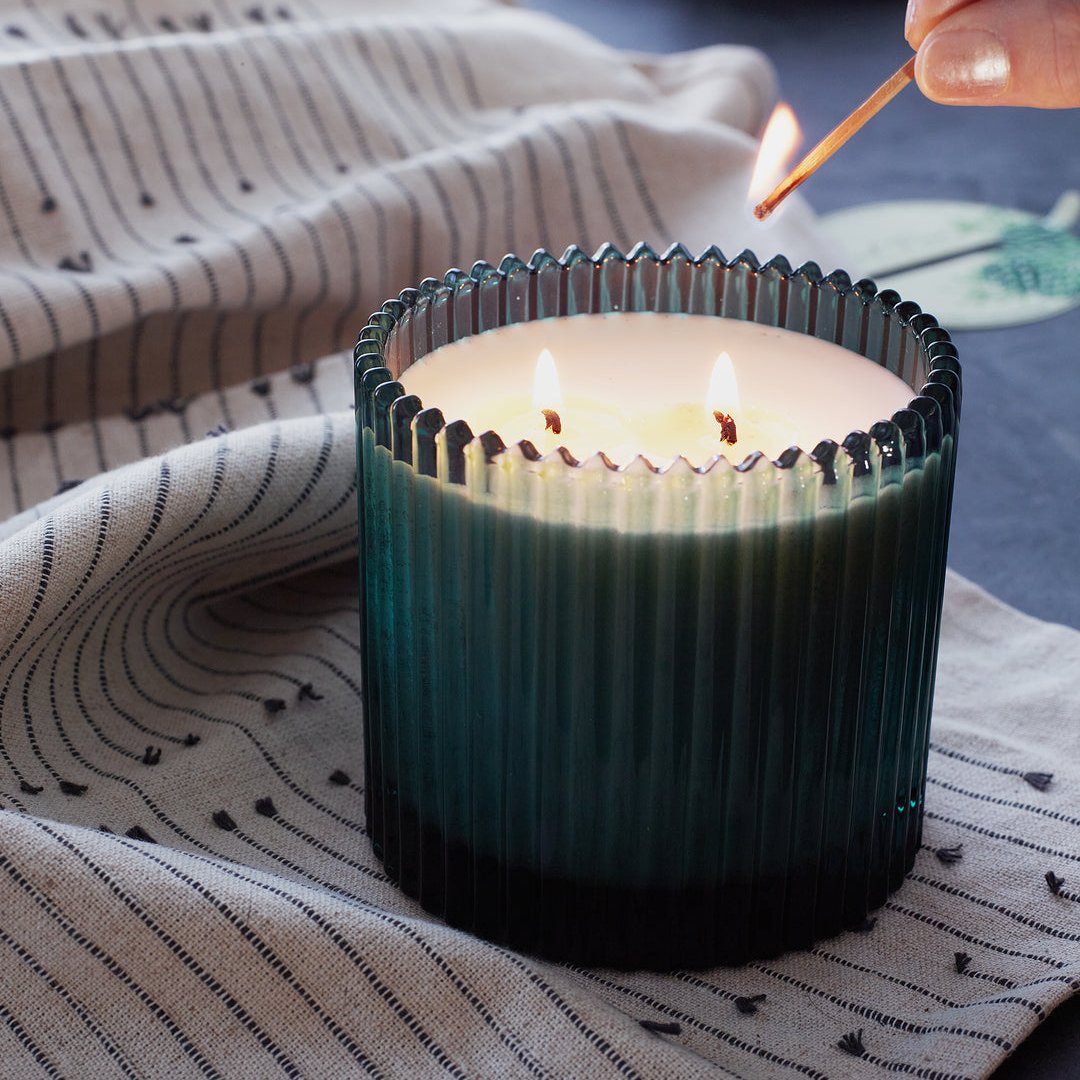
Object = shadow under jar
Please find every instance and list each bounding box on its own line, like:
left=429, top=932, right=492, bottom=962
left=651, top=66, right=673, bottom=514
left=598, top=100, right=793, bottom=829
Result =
left=354, top=243, right=961, bottom=970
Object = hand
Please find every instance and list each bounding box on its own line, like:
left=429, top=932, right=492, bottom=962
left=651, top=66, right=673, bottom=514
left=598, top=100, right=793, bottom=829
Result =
left=906, top=0, right=1080, bottom=107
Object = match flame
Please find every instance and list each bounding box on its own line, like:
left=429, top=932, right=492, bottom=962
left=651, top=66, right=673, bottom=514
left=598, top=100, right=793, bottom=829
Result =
left=705, top=352, right=740, bottom=417
left=532, top=347, right=563, bottom=411
left=748, top=103, right=802, bottom=205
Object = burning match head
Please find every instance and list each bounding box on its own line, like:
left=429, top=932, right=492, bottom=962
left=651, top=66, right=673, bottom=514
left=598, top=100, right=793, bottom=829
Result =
left=750, top=58, right=915, bottom=223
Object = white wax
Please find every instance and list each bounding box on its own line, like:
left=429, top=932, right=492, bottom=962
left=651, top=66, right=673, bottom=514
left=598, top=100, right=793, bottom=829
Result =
left=399, top=313, right=914, bottom=466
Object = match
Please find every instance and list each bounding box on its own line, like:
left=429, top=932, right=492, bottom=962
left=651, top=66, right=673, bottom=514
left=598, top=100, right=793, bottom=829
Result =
left=754, top=56, right=917, bottom=220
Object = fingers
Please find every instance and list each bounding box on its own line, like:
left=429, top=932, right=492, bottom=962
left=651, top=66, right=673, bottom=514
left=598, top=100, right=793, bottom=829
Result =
left=905, top=0, right=981, bottom=48
left=910, top=0, right=1080, bottom=107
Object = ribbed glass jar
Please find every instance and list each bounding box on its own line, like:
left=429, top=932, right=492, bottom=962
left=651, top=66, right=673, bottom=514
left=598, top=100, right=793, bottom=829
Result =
left=354, top=243, right=961, bottom=969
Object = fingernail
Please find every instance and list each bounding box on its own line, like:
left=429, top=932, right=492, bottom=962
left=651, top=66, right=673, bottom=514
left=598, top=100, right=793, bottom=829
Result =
left=919, top=28, right=1010, bottom=99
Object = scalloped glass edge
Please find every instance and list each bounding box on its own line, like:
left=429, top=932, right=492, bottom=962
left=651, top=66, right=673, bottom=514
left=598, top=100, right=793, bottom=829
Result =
left=352, top=243, right=963, bottom=967
left=353, top=242, right=961, bottom=480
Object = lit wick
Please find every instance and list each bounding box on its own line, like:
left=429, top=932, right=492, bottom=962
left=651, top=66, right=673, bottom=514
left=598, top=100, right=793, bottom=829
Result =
left=533, top=348, right=564, bottom=439
left=541, top=408, right=562, bottom=435
left=713, top=411, right=737, bottom=445
left=706, top=352, right=740, bottom=448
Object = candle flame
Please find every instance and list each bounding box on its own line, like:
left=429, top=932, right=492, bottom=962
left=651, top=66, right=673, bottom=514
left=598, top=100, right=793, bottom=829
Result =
left=532, top=347, right=563, bottom=411
left=705, top=351, right=740, bottom=417
left=748, top=103, right=802, bottom=205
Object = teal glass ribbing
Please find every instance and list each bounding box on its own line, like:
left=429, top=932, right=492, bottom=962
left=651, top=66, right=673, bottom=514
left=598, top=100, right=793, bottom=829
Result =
left=354, top=243, right=961, bottom=969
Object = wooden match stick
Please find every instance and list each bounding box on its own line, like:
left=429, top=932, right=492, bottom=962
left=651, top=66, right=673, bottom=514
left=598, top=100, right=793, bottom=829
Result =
left=754, top=56, right=917, bottom=221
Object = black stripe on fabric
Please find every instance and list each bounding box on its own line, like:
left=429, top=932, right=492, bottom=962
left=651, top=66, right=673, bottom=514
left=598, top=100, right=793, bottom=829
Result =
left=290, top=25, right=379, bottom=168
left=111, top=838, right=387, bottom=1077
left=30, top=58, right=180, bottom=269
left=115, top=840, right=470, bottom=1078
left=927, top=774, right=1080, bottom=829
left=886, top=901, right=1068, bottom=967
left=856, top=1050, right=970, bottom=1080
left=517, top=131, right=551, bottom=252
left=957, top=965, right=1019, bottom=991
left=539, top=121, right=589, bottom=241
left=568, top=966, right=822, bottom=1079
left=72, top=48, right=155, bottom=210
left=188, top=605, right=361, bottom=689
left=378, top=167, right=423, bottom=288
left=332, top=182, right=384, bottom=345
left=0, top=1000, right=65, bottom=1079
left=207, top=602, right=360, bottom=656
left=295, top=194, right=354, bottom=358
left=926, top=807, right=1080, bottom=865
left=0, top=849, right=224, bottom=1079
left=258, top=25, right=347, bottom=173
left=809, top=948, right=1044, bottom=1020
left=176, top=38, right=262, bottom=193
left=907, top=874, right=1080, bottom=942
left=929, top=743, right=1051, bottom=783
left=572, top=115, right=629, bottom=251
left=350, top=29, right=431, bottom=153
left=408, top=25, right=520, bottom=258
left=0, top=293, right=22, bottom=366
left=749, top=965, right=1009, bottom=1049
left=14, top=442, right=370, bottom=840
left=121, top=836, right=562, bottom=1080
left=0, top=59, right=52, bottom=207
left=32, top=566, right=376, bottom=907
left=441, top=25, right=484, bottom=111
left=606, top=112, right=669, bottom=237
left=0, top=926, right=142, bottom=1078
left=1, top=431, right=22, bottom=514
left=203, top=38, right=301, bottom=198
left=419, top=163, right=461, bottom=265
left=453, top=152, right=489, bottom=260
left=0, top=494, right=106, bottom=795
left=12, top=55, right=179, bottom=456
left=201, top=6, right=338, bottom=190
left=30, top=821, right=306, bottom=1077
left=185, top=531, right=358, bottom=603
left=247, top=805, right=383, bottom=875
left=152, top=833, right=642, bottom=1080
left=0, top=518, right=59, bottom=786
left=101, top=31, right=260, bottom=392
left=138, top=39, right=298, bottom=382
left=0, top=517, right=55, bottom=670
left=287, top=215, right=333, bottom=367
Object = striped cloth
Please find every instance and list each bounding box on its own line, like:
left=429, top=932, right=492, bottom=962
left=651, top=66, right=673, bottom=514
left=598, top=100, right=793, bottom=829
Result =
left=0, top=1, right=1077, bottom=1077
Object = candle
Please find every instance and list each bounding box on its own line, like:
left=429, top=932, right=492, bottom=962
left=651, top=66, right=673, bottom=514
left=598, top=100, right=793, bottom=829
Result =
left=355, top=245, right=961, bottom=969
left=400, top=314, right=914, bottom=465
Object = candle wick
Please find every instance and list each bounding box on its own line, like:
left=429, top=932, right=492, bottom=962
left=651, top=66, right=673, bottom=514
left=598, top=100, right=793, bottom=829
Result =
left=713, top=410, right=737, bottom=445
left=541, top=408, right=562, bottom=435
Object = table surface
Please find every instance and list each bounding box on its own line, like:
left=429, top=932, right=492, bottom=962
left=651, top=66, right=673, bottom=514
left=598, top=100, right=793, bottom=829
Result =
left=525, top=1, right=1080, bottom=1075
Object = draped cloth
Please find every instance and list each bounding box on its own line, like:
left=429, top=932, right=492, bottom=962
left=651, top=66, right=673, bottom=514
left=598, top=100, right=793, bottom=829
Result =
left=0, top=2, right=1076, bottom=1076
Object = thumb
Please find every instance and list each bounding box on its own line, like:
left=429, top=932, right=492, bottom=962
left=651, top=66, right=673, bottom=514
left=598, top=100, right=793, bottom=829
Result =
left=914, top=0, right=1080, bottom=107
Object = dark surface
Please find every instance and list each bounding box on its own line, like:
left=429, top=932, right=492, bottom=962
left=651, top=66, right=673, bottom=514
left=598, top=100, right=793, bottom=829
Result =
left=526, top=1, right=1080, bottom=1075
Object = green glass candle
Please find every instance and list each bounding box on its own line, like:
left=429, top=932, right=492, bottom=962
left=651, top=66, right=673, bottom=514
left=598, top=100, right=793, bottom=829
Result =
left=354, top=244, right=960, bottom=969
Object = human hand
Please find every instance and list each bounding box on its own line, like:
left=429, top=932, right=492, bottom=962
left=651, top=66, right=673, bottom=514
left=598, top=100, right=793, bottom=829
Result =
left=906, top=0, right=1080, bottom=107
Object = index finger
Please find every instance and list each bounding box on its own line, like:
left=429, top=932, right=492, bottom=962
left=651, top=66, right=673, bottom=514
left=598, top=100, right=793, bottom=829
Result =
left=906, top=0, right=983, bottom=46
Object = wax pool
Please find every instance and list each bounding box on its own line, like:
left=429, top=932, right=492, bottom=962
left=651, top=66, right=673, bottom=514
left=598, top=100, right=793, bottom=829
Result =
left=400, top=313, right=914, bottom=464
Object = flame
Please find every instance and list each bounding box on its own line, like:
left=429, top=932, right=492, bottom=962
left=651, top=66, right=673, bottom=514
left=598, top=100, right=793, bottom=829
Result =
left=748, top=103, right=802, bottom=205
left=705, top=352, right=740, bottom=417
left=531, top=347, right=563, bottom=410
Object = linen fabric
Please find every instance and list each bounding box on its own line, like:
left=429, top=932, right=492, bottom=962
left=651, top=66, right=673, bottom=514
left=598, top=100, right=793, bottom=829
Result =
left=0, top=2, right=1076, bottom=1078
